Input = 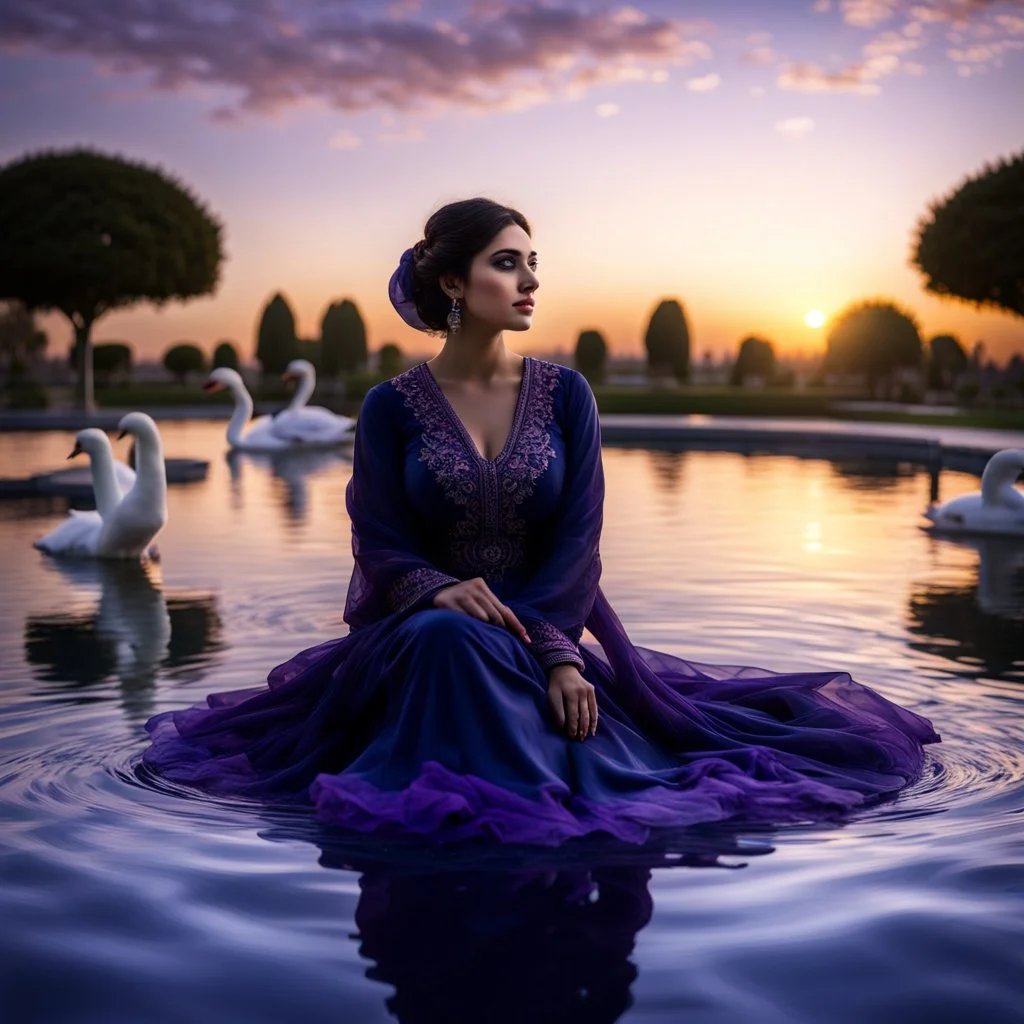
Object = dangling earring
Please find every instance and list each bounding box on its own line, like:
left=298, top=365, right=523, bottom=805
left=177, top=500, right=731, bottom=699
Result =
left=447, top=297, right=462, bottom=334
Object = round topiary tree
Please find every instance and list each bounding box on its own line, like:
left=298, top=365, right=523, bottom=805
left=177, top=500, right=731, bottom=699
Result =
left=644, top=299, right=690, bottom=382
left=377, top=342, right=404, bottom=378
left=824, top=300, right=923, bottom=397
left=321, top=298, right=367, bottom=376
left=163, top=342, right=207, bottom=385
left=574, top=329, right=608, bottom=384
left=256, top=293, right=298, bottom=377
left=212, top=340, right=240, bottom=372
left=0, top=300, right=48, bottom=377
left=730, top=336, right=776, bottom=386
left=92, top=342, right=133, bottom=388
left=926, top=333, right=968, bottom=390
left=913, top=150, right=1024, bottom=318
left=0, top=148, right=223, bottom=410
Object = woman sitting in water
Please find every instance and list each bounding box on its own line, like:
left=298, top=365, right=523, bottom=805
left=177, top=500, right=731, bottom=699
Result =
left=143, top=197, right=940, bottom=845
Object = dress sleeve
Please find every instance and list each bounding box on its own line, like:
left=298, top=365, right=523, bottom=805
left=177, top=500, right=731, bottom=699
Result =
left=505, top=370, right=604, bottom=672
left=343, top=385, right=459, bottom=628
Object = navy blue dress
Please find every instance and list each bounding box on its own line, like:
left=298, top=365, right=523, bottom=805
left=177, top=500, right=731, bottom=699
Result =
left=144, top=358, right=940, bottom=845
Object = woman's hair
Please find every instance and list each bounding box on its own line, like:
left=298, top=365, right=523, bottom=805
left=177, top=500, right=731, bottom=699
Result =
left=411, top=198, right=531, bottom=333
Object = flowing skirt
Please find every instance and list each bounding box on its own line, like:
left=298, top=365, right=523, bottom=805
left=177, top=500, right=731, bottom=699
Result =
left=143, top=599, right=941, bottom=846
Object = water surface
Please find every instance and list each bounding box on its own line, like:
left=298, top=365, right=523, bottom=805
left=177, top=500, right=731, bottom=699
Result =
left=1, top=422, right=1022, bottom=1023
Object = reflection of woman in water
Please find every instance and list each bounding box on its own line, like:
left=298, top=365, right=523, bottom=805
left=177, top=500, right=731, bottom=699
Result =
left=354, top=866, right=652, bottom=1024
left=144, top=197, right=940, bottom=844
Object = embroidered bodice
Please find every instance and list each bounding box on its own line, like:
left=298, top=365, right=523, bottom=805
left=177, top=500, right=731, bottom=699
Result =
left=344, top=357, right=605, bottom=672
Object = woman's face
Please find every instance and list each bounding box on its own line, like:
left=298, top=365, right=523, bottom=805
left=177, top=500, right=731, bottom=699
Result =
left=451, top=223, right=539, bottom=333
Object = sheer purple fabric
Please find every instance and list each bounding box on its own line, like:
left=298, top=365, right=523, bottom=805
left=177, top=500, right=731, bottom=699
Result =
left=144, top=358, right=941, bottom=845
left=387, top=247, right=430, bottom=332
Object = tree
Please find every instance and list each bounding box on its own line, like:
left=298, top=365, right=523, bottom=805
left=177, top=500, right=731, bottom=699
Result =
left=926, top=333, right=968, bottom=390
left=730, top=336, right=776, bottom=386
left=295, top=337, right=322, bottom=370
left=913, top=150, right=1024, bottom=318
left=0, top=300, right=47, bottom=376
left=0, top=148, right=223, bottom=410
left=644, top=299, right=690, bottom=382
left=824, top=300, right=923, bottom=396
left=574, top=329, right=608, bottom=384
left=163, top=342, right=206, bottom=385
left=377, top=342, right=404, bottom=378
left=256, top=293, right=297, bottom=376
left=212, top=340, right=240, bottom=372
left=92, top=342, right=133, bottom=388
left=321, top=298, right=367, bottom=376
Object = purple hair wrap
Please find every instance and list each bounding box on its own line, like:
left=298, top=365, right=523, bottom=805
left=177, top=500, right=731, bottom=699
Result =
left=388, top=247, right=430, bottom=331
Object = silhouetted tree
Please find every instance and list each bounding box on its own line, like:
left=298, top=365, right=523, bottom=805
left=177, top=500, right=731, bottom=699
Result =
left=926, top=333, right=968, bottom=390
left=574, top=329, right=608, bottom=384
left=212, top=340, right=240, bottom=371
left=0, top=300, right=47, bottom=376
left=92, top=342, right=133, bottom=387
left=377, top=342, right=404, bottom=378
left=913, top=149, right=1024, bottom=318
left=824, top=300, right=923, bottom=396
left=163, top=343, right=206, bottom=385
left=644, top=300, right=689, bottom=382
left=256, top=293, right=297, bottom=376
left=295, top=337, right=322, bottom=370
left=730, top=336, right=776, bottom=386
left=0, top=148, right=223, bottom=410
left=321, top=298, right=367, bottom=375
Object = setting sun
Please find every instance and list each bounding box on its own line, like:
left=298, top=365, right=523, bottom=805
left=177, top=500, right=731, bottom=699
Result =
left=804, top=310, right=826, bottom=329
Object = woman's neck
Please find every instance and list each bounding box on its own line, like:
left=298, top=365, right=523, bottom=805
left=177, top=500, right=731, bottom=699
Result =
left=430, top=333, right=522, bottom=383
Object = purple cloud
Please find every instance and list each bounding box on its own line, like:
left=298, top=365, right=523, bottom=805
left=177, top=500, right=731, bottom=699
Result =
left=0, top=0, right=712, bottom=120
left=780, top=0, right=1023, bottom=92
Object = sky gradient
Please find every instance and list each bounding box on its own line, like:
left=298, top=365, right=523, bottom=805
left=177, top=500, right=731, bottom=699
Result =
left=2, top=0, right=1023, bottom=363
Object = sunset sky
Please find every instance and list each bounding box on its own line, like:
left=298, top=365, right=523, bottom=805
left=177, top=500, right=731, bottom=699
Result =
left=2, top=0, right=1022, bottom=363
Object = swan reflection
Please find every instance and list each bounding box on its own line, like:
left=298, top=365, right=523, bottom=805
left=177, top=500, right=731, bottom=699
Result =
left=24, top=560, right=223, bottom=716
left=226, top=447, right=351, bottom=523
left=907, top=536, right=1024, bottom=681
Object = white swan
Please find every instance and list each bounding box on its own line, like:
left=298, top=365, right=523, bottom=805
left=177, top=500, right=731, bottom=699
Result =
left=34, top=413, right=168, bottom=559
left=50, top=433, right=137, bottom=499
left=204, top=367, right=304, bottom=452
left=271, top=359, right=355, bottom=446
left=924, top=448, right=1024, bottom=537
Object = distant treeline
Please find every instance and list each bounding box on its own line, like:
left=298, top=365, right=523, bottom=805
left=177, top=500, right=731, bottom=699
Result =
left=0, top=146, right=1021, bottom=412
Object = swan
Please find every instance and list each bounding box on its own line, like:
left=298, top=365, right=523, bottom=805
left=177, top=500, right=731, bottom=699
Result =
left=924, top=448, right=1024, bottom=537
left=204, top=367, right=304, bottom=452
left=271, top=359, right=355, bottom=446
left=34, top=413, right=168, bottom=559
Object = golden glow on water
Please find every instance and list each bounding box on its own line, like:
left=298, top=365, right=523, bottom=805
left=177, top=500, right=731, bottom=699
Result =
left=2, top=423, right=1020, bottom=691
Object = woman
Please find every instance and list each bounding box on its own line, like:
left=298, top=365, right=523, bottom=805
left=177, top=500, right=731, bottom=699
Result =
left=144, top=198, right=940, bottom=845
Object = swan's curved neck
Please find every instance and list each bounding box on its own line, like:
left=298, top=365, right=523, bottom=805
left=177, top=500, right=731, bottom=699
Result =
left=981, top=452, right=1024, bottom=510
left=226, top=380, right=255, bottom=446
left=89, top=444, right=123, bottom=519
left=286, top=369, right=315, bottom=413
left=130, top=429, right=167, bottom=501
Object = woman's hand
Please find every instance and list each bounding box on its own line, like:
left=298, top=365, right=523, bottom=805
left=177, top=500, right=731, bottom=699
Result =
left=433, top=577, right=531, bottom=644
left=547, top=664, right=598, bottom=740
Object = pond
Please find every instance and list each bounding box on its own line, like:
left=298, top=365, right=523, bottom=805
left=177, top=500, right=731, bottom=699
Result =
left=1, top=421, right=1022, bottom=1023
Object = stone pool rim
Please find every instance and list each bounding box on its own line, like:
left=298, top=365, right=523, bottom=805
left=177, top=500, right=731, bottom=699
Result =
left=1, top=407, right=1021, bottom=477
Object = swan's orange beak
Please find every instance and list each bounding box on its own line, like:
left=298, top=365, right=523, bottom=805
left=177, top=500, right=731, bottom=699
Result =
left=117, top=430, right=128, bottom=441
left=67, top=444, right=84, bottom=460
left=281, top=372, right=297, bottom=386
left=203, top=379, right=224, bottom=394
